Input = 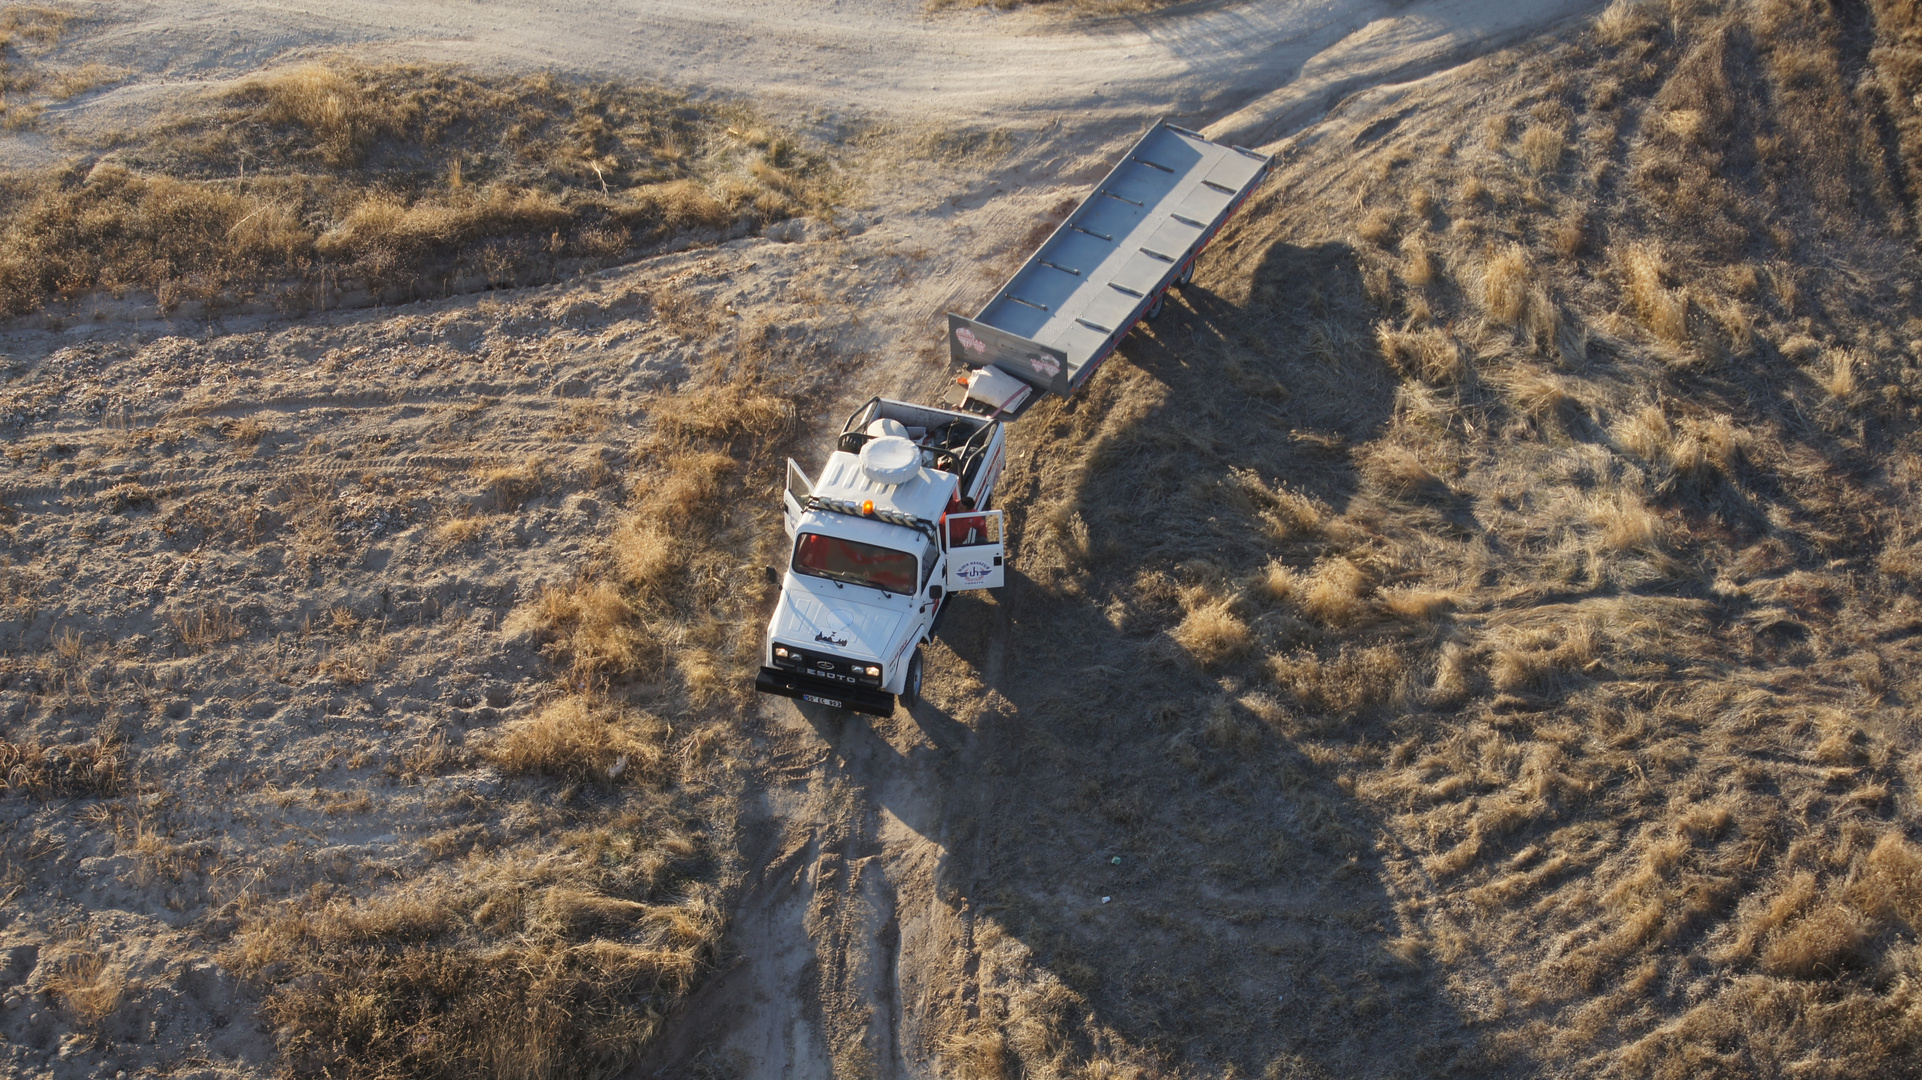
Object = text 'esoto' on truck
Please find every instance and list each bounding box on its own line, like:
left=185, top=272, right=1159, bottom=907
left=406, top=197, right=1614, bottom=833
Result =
left=756, top=122, right=1273, bottom=716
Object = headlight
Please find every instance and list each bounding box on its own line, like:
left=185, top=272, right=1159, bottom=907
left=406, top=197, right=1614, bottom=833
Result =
left=862, top=665, right=881, bottom=677
left=774, top=646, right=789, bottom=658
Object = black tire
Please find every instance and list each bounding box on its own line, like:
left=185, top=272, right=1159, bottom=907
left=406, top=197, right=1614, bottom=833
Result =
left=899, top=647, right=925, bottom=711
left=1175, top=259, right=1196, bottom=288
left=1143, top=292, right=1166, bottom=322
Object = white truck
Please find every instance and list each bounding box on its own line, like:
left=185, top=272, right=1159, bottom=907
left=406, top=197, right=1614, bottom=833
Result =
left=756, top=122, right=1272, bottom=716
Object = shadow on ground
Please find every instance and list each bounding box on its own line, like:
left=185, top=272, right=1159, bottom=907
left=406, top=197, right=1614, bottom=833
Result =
left=720, top=237, right=1495, bottom=1077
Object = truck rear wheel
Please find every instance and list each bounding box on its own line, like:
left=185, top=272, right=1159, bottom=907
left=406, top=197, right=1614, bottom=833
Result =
left=900, top=647, right=925, bottom=711
left=1143, top=292, right=1165, bottom=322
left=1176, top=259, right=1196, bottom=288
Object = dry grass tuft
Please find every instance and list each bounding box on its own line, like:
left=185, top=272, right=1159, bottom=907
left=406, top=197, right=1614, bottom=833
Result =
left=173, top=605, right=244, bottom=650
left=1519, top=123, right=1567, bottom=175
left=44, top=950, right=135, bottom=1031
left=1621, top=243, right=1689, bottom=345
left=1589, top=492, right=1666, bottom=552
left=1818, top=347, right=1860, bottom=402
left=527, top=579, right=656, bottom=685
left=1259, top=560, right=1300, bottom=602
left=1300, top=557, right=1373, bottom=626
left=1268, top=644, right=1408, bottom=715
left=432, top=513, right=487, bottom=547
left=1593, top=0, right=1660, bottom=45
left=0, top=736, right=123, bottom=798
left=1481, top=243, right=1532, bottom=326
left=482, top=456, right=549, bottom=511
left=1362, top=445, right=1449, bottom=500
left=1506, top=370, right=1573, bottom=422
left=1400, top=235, right=1438, bottom=287
left=1379, top=587, right=1459, bottom=621
left=1171, top=593, right=1251, bottom=667
left=485, top=698, right=666, bottom=785
left=943, top=1029, right=1013, bottom=1079
left=1376, top=323, right=1464, bottom=385
left=1357, top=207, right=1398, bottom=247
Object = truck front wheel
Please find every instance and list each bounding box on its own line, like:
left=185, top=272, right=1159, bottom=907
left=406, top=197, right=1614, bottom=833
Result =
left=899, top=647, right=925, bottom=712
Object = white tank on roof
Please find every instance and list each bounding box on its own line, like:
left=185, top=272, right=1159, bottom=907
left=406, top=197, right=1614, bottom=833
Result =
left=859, top=435, right=921, bottom=486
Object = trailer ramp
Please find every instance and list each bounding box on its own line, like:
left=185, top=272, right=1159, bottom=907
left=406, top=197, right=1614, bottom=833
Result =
left=947, top=121, right=1272, bottom=410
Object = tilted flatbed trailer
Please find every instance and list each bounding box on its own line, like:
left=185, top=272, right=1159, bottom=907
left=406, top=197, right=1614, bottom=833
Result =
left=756, top=122, right=1272, bottom=717
left=945, top=121, right=1273, bottom=418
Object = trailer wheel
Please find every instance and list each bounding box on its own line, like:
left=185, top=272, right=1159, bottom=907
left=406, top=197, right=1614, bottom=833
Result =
left=1175, top=259, right=1196, bottom=288
left=900, top=647, right=925, bottom=711
left=1143, top=292, right=1166, bottom=322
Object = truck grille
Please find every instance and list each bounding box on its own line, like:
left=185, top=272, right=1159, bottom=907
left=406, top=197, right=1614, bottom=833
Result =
left=772, top=644, right=879, bottom=685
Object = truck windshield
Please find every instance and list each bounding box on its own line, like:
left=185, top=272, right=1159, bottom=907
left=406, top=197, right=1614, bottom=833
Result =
left=793, top=533, right=917, bottom=594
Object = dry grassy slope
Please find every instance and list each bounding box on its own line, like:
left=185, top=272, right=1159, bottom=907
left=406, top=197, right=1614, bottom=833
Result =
left=0, top=57, right=831, bottom=322
left=895, top=1, right=1922, bottom=1077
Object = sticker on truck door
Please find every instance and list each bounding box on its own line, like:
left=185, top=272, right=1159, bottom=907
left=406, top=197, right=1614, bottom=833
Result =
left=942, top=510, right=1006, bottom=591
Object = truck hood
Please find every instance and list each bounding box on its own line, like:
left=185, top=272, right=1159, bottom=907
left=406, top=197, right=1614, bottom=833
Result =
left=771, top=582, right=908, bottom=663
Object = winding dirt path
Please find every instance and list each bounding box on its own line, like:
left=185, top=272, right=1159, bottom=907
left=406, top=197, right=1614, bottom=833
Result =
left=59, top=0, right=1598, bottom=141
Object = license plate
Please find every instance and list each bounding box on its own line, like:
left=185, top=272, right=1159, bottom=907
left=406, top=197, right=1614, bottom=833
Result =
left=802, top=694, right=843, bottom=708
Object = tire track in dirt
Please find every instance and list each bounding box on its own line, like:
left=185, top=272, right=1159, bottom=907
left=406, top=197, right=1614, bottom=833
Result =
left=0, top=449, right=566, bottom=506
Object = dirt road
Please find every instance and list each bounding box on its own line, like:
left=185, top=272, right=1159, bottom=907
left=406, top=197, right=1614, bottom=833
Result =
left=57, top=0, right=1598, bottom=141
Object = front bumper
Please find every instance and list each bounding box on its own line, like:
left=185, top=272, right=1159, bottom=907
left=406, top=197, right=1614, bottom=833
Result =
left=755, top=666, right=896, bottom=717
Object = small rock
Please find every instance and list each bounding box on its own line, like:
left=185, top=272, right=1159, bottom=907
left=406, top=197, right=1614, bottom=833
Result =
left=761, top=219, right=809, bottom=244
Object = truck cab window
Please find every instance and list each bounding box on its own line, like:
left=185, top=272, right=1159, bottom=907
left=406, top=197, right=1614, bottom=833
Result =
left=947, top=514, right=999, bottom=546
left=793, top=532, right=917, bottom=594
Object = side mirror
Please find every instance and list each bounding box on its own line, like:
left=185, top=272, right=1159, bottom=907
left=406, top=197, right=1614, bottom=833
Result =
left=764, top=565, right=779, bottom=585
left=927, top=585, right=944, bottom=601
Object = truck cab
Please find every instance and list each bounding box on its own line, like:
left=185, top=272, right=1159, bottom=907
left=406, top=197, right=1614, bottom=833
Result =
left=754, top=125, right=1270, bottom=716
left=756, top=398, right=1008, bottom=716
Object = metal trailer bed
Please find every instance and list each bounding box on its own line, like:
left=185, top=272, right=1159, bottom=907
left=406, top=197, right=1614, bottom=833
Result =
left=944, top=121, right=1272, bottom=412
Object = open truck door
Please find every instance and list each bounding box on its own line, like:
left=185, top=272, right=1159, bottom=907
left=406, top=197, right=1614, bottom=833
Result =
left=783, top=459, right=812, bottom=538
left=943, top=510, right=1005, bottom=591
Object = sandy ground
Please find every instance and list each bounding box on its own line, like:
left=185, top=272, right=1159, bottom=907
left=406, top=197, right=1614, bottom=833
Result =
left=4, top=0, right=1602, bottom=166
left=0, top=1, right=1606, bottom=1077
